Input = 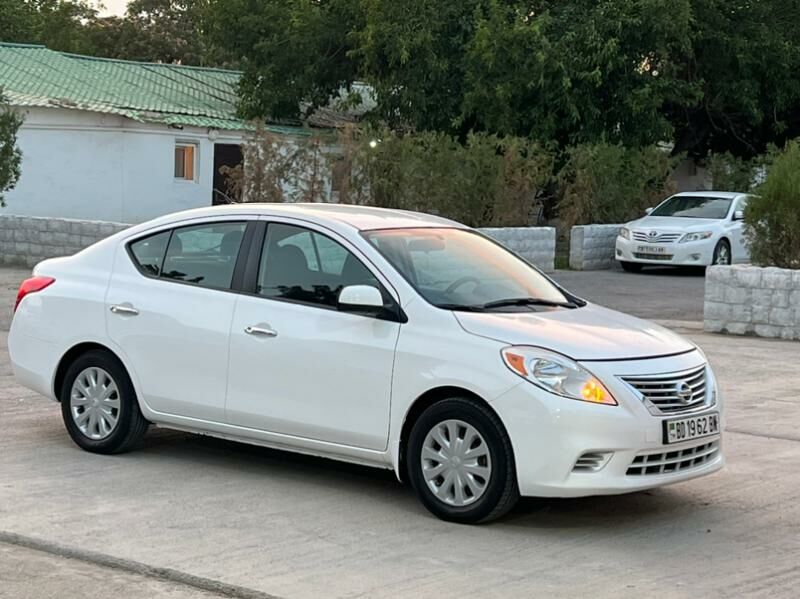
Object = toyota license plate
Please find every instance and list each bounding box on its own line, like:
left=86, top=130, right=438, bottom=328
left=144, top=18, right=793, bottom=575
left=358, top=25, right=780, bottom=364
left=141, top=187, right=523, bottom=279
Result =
left=636, top=245, right=667, bottom=254
left=664, top=412, right=720, bottom=444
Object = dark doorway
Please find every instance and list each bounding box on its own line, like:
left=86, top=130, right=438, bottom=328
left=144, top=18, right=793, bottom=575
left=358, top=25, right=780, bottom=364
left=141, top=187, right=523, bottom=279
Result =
left=212, top=143, right=243, bottom=205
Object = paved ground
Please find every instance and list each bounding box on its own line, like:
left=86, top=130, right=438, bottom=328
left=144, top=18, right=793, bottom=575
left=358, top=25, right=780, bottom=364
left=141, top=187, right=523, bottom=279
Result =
left=552, top=267, right=706, bottom=322
left=2, top=266, right=798, bottom=598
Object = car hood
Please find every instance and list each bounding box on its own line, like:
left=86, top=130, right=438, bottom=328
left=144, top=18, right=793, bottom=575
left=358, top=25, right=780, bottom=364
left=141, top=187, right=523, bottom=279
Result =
left=453, top=303, right=695, bottom=361
left=627, top=215, right=721, bottom=231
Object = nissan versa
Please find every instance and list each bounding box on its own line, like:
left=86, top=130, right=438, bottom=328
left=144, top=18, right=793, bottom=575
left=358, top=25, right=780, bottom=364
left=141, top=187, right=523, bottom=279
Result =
left=8, top=204, right=723, bottom=523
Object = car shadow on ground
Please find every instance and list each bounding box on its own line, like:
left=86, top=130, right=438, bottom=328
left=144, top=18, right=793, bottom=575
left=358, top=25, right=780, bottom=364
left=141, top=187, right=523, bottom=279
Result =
left=626, top=266, right=707, bottom=277
left=136, top=427, right=697, bottom=530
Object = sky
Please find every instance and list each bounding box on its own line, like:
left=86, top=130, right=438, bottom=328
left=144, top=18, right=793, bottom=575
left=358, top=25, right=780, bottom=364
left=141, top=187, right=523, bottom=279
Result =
left=94, top=0, right=129, bottom=16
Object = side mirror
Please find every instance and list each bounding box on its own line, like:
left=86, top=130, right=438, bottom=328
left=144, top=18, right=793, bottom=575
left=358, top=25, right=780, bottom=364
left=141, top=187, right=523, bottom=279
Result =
left=733, top=210, right=745, bottom=221
left=645, top=207, right=654, bottom=215
left=338, top=285, right=384, bottom=309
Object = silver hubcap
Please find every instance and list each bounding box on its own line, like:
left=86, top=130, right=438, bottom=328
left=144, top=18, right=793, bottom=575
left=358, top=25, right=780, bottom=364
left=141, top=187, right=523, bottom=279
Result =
left=421, top=419, right=492, bottom=507
left=715, top=244, right=730, bottom=265
left=70, top=367, right=121, bottom=440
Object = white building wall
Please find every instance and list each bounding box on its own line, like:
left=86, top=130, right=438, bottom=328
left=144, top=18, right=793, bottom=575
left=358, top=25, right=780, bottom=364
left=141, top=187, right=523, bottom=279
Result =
left=4, top=107, right=244, bottom=223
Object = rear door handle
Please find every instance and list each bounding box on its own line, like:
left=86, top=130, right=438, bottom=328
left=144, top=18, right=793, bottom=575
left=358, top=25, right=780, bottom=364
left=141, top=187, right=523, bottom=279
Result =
left=110, top=304, right=139, bottom=316
left=245, top=325, right=278, bottom=338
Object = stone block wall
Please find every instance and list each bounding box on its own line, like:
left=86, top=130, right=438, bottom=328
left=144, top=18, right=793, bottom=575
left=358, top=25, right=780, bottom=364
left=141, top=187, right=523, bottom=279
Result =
left=569, top=224, right=622, bottom=270
left=479, top=227, right=556, bottom=272
left=0, top=215, right=130, bottom=268
left=704, top=265, right=800, bottom=340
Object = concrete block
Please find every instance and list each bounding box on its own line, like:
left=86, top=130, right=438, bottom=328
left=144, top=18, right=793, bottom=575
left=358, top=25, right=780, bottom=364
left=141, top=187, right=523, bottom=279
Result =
left=704, top=301, right=732, bottom=321
left=754, top=324, right=781, bottom=338
left=704, top=319, right=725, bottom=333
left=752, top=304, right=771, bottom=325
left=769, top=307, right=794, bottom=327
left=730, top=304, right=752, bottom=322
left=732, top=266, right=762, bottom=287
left=762, top=268, right=793, bottom=290
left=724, top=322, right=751, bottom=335
left=724, top=285, right=751, bottom=304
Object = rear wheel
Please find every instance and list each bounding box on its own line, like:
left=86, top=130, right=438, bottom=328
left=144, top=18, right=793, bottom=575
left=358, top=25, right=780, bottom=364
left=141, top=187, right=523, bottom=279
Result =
left=407, top=398, right=519, bottom=523
left=712, top=240, right=731, bottom=266
left=620, top=261, right=643, bottom=273
left=60, top=350, right=148, bottom=454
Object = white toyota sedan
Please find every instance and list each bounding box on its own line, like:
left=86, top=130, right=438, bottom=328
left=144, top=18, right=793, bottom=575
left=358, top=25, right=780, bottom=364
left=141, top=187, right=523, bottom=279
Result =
left=616, top=191, right=751, bottom=272
left=9, top=204, right=723, bottom=523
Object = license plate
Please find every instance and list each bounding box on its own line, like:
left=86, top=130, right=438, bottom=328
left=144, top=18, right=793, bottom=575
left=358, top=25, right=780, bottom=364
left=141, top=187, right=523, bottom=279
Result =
left=664, top=412, right=720, bottom=444
left=636, top=245, right=667, bottom=254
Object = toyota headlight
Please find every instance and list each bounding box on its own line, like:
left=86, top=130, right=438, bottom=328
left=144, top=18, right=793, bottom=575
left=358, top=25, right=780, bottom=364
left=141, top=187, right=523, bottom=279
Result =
left=679, top=231, right=713, bottom=243
left=619, top=227, right=631, bottom=240
left=501, top=347, right=617, bottom=405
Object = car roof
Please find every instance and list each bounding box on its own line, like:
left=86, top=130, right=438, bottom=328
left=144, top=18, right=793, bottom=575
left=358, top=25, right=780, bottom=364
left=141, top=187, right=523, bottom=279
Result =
left=133, top=203, right=466, bottom=233
left=671, top=191, right=746, bottom=199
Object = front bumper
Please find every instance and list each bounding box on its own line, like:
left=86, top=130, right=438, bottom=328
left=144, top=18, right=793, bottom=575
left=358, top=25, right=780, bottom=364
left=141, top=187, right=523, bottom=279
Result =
left=615, top=236, right=715, bottom=266
left=491, top=351, right=724, bottom=498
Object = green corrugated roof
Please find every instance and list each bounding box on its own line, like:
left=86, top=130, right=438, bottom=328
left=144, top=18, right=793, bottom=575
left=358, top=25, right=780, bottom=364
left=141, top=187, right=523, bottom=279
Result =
left=0, top=43, right=310, bottom=136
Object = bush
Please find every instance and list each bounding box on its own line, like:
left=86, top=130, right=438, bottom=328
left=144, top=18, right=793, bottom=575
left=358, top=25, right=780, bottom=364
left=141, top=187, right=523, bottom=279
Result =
left=0, top=90, right=23, bottom=207
left=342, top=128, right=554, bottom=227
left=745, top=140, right=800, bottom=269
left=556, top=143, right=677, bottom=228
left=706, top=151, right=772, bottom=192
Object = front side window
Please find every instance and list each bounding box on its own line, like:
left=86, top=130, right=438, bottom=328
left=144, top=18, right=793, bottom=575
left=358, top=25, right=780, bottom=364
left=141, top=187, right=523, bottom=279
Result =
left=363, top=228, right=570, bottom=310
left=651, top=196, right=733, bottom=219
left=258, top=223, right=379, bottom=308
left=160, top=222, right=247, bottom=289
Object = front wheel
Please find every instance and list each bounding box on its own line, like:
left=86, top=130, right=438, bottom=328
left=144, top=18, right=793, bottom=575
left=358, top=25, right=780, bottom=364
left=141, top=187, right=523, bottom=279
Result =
left=407, top=398, right=519, bottom=523
left=712, top=240, right=731, bottom=266
left=60, top=350, right=149, bottom=454
left=620, top=261, right=643, bottom=273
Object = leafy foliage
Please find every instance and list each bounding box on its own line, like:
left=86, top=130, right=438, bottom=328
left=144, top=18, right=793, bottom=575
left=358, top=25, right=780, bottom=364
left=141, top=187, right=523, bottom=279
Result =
left=706, top=151, right=774, bottom=193
left=556, top=143, right=678, bottom=228
left=744, top=140, right=800, bottom=269
left=0, top=91, right=23, bottom=207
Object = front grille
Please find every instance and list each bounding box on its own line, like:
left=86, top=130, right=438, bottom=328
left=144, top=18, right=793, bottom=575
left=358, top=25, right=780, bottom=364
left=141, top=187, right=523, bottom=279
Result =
left=632, top=231, right=681, bottom=243
left=633, top=253, right=673, bottom=261
left=627, top=440, right=720, bottom=476
left=621, top=365, right=709, bottom=414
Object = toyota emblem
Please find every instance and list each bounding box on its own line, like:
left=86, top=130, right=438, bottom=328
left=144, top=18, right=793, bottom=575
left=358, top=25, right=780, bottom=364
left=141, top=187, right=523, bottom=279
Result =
left=648, top=230, right=659, bottom=238
left=677, top=381, right=693, bottom=403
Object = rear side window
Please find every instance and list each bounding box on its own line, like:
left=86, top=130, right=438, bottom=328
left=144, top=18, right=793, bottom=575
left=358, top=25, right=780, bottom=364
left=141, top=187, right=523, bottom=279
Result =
left=129, top=231, right=170, bottom=276
left=161, top=222, right=247, bottom=290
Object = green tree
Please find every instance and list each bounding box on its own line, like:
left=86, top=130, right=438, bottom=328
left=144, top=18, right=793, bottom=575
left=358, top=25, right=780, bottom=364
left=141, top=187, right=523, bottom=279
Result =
left=0, top=91, right=24, bottom=207
left=205, top=0, right=362, bottom=120
left=744, top=140, right=800, bottom=268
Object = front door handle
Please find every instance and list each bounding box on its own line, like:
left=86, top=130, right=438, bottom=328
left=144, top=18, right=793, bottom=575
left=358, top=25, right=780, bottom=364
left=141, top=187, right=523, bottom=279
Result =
left=110, top=304, right=139, bottom=316
left=245, top=325, right=278, bottom=338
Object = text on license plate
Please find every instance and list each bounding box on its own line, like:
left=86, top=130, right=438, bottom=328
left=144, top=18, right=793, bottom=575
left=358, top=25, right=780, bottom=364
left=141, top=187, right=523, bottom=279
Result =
left=664, top=412, right=720, bottom=444
left=637, top=245, right=667, bottom=254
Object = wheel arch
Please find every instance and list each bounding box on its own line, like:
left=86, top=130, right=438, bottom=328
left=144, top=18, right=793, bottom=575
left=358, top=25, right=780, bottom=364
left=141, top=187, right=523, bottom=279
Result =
left=396, top=386, right=501, bottom=482
left=53, top=342, right=125, bottom=401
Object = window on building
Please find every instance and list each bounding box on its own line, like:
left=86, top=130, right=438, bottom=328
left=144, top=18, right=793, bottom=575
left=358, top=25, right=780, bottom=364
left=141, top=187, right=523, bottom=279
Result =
left=174, top=143, right=197, bottom=181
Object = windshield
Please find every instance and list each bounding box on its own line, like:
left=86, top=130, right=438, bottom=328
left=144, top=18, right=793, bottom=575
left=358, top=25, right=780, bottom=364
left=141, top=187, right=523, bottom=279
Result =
left=363, top=228, right=571, bottom=310
left=651, top=196, right=733, bottom=219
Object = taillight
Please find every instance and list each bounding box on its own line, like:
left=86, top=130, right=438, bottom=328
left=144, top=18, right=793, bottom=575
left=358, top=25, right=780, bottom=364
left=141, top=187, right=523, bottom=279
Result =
left=14, top=276, right=55, bottom=312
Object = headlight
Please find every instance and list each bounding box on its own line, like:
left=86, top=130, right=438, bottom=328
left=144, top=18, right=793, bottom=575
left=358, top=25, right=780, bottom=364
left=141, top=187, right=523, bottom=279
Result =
left=619, top=227, right=631, bottom=240
left=679, top=231, right=713, bottom=243
left=501, top=347, right=617, bottom=405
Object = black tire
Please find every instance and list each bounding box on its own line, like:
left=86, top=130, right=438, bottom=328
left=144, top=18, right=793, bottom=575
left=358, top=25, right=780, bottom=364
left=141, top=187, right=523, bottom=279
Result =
left=60, top=349, right=148, bottom=454
left=711, top=239, right=732, bottom=266
left=407, top=398, right=519, bottom=524
left=620, top=261, right=643, bottom=273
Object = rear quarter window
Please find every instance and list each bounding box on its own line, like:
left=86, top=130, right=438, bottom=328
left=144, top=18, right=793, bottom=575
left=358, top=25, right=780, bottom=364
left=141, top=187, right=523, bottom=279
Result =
left=129, top=231, right=170, bottom=276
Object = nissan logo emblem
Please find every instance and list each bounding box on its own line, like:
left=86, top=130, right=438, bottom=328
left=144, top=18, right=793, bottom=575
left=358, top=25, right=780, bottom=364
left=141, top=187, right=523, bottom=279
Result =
left=677, top=381, right=693, bottom=403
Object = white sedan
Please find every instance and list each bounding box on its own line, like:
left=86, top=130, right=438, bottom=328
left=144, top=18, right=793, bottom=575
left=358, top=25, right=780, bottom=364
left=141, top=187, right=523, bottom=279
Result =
left=9, top=204, right=723, bottom=523
left=616, top=191, right=751, bottom=272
